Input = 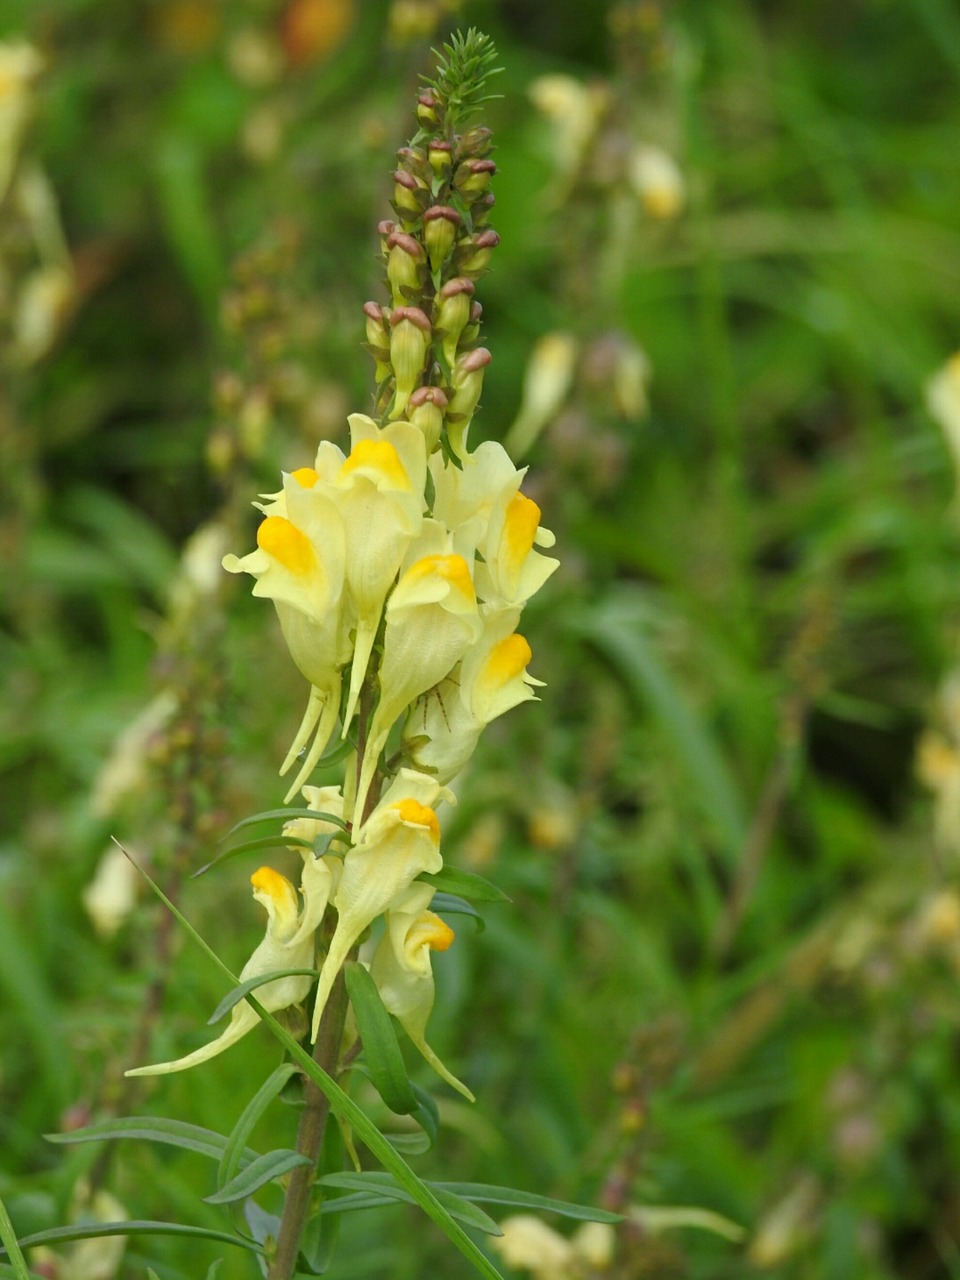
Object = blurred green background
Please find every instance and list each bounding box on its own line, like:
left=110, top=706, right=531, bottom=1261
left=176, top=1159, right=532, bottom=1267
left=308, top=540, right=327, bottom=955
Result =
left=3, top=0, right=960, bottom=1276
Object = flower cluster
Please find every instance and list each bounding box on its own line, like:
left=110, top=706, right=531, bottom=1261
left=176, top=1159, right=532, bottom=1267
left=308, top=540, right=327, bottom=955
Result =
left=128, top=33, right=557, bottom=1099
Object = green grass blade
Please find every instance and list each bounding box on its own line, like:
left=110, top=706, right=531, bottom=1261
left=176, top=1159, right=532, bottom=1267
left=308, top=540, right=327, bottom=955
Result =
left=430, top=1183, right=622, bottom=1224
left=0, top=1193, right=31, bottom=1280
left=218, top=1063, right=299, bottom=1192
left=8, top=1221, right=263, bottom=1255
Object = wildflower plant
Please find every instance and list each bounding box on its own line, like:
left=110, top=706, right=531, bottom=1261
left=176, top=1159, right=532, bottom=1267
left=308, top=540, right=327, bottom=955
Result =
left=30, top=30, right=617, bottom=1280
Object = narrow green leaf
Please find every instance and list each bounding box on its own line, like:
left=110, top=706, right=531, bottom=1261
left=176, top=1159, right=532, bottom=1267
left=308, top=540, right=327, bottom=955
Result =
left=222, top=807, right=350, bottom=842
left=430, top=892, right=484, bottom=927
left=344, top=962, right=418, bottom=1116
left=193, top=834, right=312, bottom=878
left=206, top=969, right=318, bottom=1026
left=299, top=1208, right=340, bottom=1275
left=418, top=866, right=509, bottom=903
left=410, top=1081, right=440, bottom=1148
left=317, top=1173, right=502, bottom=1236
left=431, top=1183, right=623, bottom=1225
left=46, top=1116, right=257, bottom=1168
left=121, top=845, right=507, bottom=1280
left=204, top=1149, right=311, bottom=1205
left=0, top=1193, right=31, bottom=1280
left=218, top=1063, right=299, bottom=1193
left=7, top=1221, right=263, bottom=1255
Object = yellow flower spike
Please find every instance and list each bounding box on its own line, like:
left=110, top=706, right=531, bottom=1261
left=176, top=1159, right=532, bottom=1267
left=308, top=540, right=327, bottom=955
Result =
left=351, top=535, right=482, bottom=827
left=310, top=770, right=450, bottom=1041
left=126, top=868, right=315, bottom=1078
left=370, top=883, right=474, bottom=1100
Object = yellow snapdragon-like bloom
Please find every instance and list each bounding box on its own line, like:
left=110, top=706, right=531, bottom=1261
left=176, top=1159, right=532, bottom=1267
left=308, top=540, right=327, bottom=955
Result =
left=404, top=605, right=543, bottom=783
left=311, top=769, right=452, bottom=1040
left=223, top=472, right=350, bottom=801
left=325, top=414, right=427, bottom=728
left=283, top=784, right=347, bottom=949
left=126, top=868, right=315, bottom=1077
left=352, top=522, right=482, bottom=826
left=370, top=882, right=474, bottom=1100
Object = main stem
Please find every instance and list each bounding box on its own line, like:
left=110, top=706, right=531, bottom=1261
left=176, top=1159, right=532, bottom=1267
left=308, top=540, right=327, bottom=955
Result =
left=267, top=679, right=382, bottom=1280
left=266, top=963, right=349, bottom=1280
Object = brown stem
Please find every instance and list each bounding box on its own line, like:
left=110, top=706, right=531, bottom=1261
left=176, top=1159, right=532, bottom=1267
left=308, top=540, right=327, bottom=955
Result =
left=267, top=964, right=349, bottom=1280
left=267, top=675, right=382, bottom=1278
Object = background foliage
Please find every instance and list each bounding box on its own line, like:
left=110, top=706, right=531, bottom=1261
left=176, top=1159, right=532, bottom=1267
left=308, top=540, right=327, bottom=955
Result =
left=3, top=0, right=960, bottom=1276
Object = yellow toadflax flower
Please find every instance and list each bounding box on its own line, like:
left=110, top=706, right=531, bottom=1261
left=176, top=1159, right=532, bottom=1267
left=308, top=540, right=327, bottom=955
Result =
left=126, top=867, right=315, bottom=1077
left=311, top=768, right=452, bottom=1040
left=370, top=881, right=473, bottom=1099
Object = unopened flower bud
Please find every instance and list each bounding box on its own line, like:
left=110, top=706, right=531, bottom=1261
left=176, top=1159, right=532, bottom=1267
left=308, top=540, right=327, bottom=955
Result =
left=363, top=300, right=391, bottom=380
left=454, top=158, right=496, bottom=197
left=461, top=301, right=483, bottom=349
left=423, top=205, right=460, bottom=273
left=393, top=168, right=427, bottom=223
left=428, top=138, right=452, bottom=177
left=407, top=384, right=448, bottom=453
left=417, top=92, right=439, bottom=128
left=435, top=277, right=475, bottom=366
left=397, top=146, right=431, bottom=184
left=386, top=230, right=425, bottom=306
left=456, top=126, right=493, bottom=160
left=377, top=218, right=397, bottom=254
left=389, top=306, right=432, bottom=417
left=454, top=229, right=500, bottom=277
left=472, top=191, right=496, bottom=226
left=446, top=346, right=492, bottom=456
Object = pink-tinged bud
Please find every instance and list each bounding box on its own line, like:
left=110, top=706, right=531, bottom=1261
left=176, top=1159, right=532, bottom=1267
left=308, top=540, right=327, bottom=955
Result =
left=456, top=126, right=494, bottom=160
left=396, top=146, right=431, bottom=184
left=376, top=218, right=397, bottom=254
left=472, top=191, right=496, bottom=226
left=393, top=168, right=427, bottom=222
left=461, top=300, right=483, bottom=350
left=446, top=346, right=492, bottom=456
left=389, top=306, right=432, bottom=418
left=363, top=301, right=391, bottom=379
left=454, top=229, right=500, bottom=277
left=386, top=230, right=425, bottom=305
left=407, top=383, right=448, bottom=453
left=423, top=205, right=461, bottom=273
left=428, top=138, right=452, bottom=177
left=454, top=158, right=497, bottom=197
left=435, top=276, right=475, bottom=366
left=417, top=93, right=439, bottom=128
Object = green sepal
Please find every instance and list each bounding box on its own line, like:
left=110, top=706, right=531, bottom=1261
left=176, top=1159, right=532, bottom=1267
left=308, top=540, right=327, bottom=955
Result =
left=344, top=962, right=418, bottom=1116
left=418, top=866, right=509, bottom=903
